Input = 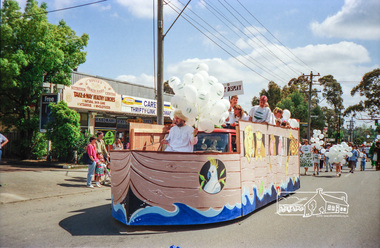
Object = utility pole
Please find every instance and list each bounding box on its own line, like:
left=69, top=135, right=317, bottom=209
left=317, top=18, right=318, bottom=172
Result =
left=157, top=0, right=164, bottom=125
left=347, top=116, right=355, bottom=142
left=303, top=71, right=320, bottom=141
left=156, top=0, right=190, bottom=125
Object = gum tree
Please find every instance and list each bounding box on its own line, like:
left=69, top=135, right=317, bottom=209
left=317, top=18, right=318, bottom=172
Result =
left=0, top=0, right=88, bottom=158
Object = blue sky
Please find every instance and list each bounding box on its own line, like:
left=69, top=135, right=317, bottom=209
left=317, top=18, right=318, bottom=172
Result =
left=9, top=0, right=380, bottom=126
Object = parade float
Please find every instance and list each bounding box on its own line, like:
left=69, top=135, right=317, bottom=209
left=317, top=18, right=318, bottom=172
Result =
left=110, top=64, right=300, bottom=225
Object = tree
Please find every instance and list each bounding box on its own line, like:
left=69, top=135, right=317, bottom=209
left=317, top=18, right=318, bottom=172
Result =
left=0, top=0, right=88, bottom=158
left=344, top=68, right=380, bottom=118
left=258, top=81, right=282, bottom=110
left=45, top=101, right=82, bottom=162
left=318, top=75, right=344, bottom=142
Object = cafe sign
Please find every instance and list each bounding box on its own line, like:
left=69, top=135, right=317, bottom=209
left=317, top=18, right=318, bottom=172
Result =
left=64, top=77, right=122, bottom=112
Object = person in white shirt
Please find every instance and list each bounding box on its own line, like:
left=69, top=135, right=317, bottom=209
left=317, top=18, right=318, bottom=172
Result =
left=224, top=95, right=239, bottom=127
left=229, top=105, right=249, bottom=128
left=161, top=110, right=198, bottom=152
left=248, top=95, right=272, bottom=124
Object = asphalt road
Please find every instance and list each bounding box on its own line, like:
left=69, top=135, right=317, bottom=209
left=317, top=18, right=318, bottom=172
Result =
left=0, top=163, right=379, bottom=248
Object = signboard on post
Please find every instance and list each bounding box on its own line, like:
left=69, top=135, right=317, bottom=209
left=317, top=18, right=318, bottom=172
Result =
left=40, top=93, right=59, bottom=132
left=223, top=81, right=244, bottom=97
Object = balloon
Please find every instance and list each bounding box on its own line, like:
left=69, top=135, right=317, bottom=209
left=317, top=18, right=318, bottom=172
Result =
left=186, top=118, right=196, bottom=127
left=210, top=83, right=224, bottom=100
left=181, top=102, right=198, bottom=119
left=221, top=99, right=230, bottom=110
left=289, top=119, right=298, bottom=128
left=347, top=147, right=352, bottom=152
left=196, top=90, right=210, bottom=105
left=283, top=109, right=291, bottom=121
left=192, top=73, right=205, bottom=88
left=213, top=101, right=227, bottom=114
left=170, top=95, right=182, bottom=109
left=366, top=135, right=370, bottom=138
left=347, top=152, right=353, bottom=157
left=319, top=134, right=324, bottom=139
left=183, top=85, right=198, bottom=103
left=173, top=83, right=185, bottom=96
left=197, top=70, right=209, bottom=82
left=169, top=109, right=175, bottom=120
left=198, top=119, right=214, bottom=133
left=319, top=141, right=324, bottom=145
left=196, top=63, right=209, bottom=72
left=310, top=138, right=315, bottom=143
left=169, top=76, right=180, bottom=88
left=183, top=73, right=193, bottom=85
left=207, top=76, right=218, bottom=88
left=313, top=129, right=318, bottom=134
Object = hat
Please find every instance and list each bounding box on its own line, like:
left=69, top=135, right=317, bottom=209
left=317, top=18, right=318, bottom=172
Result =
left=260, top=95, right=268, bottom=101
left=173, top=109, right=188, bottom=122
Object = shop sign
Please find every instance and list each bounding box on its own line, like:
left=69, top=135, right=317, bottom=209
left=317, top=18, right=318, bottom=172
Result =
left=63, top=77, right=122, bottom=112
left=121, top=95, right=173, bottom=117
left=104, top=131, right=115, bottom=145
left=40, top=93, right=59, bottom=132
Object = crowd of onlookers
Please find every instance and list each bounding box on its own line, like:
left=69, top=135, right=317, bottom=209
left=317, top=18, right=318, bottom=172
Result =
left=300, top=139, right=380, bottom=177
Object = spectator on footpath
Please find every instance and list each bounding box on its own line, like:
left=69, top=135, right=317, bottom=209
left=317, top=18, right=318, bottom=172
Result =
left=94, top=153, right=106, bottom=187
left=374, top=141, right=380, bottom=171
left=86, top=137, right=98, bottom=188
left=113, top=138, right=123, bottom=150
left=248, top=95, right=272, bottom=124
left=360, top=151, right=367, bottom=171
left=320, top=148, right=324, bottom=171
left=347, top=142, right=359, bottom=173
left=0, top=133, right=9, bottom=163
left=300, top=139, right=313, bottom=175
left=312, top=147, right=321, bottom=176
left=325, top=144, right=332, bottom=172
left=96, top=131, right=110, bottom=162
left=161, top=109, right=198, bottom=152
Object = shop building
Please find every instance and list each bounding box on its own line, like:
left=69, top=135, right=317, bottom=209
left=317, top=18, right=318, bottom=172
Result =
left=50, top=71, right=173, bottom=146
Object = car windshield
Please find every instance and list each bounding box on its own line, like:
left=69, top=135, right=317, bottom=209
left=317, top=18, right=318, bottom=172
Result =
left=194, top=133, right=230, bottom=153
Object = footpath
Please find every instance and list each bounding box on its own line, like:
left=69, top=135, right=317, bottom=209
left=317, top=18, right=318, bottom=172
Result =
left=0, top=160, right=110, bottom=204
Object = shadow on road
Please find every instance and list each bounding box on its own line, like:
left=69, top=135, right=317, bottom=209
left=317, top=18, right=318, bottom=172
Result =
left=59, top=200, right=274, bottom=236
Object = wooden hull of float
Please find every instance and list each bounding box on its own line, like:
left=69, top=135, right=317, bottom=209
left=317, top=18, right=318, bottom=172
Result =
left=111, top=121, right=300, bottom=225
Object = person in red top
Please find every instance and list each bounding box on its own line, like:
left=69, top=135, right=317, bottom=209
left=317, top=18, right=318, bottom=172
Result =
left=86, top=137, right=98, bottom=188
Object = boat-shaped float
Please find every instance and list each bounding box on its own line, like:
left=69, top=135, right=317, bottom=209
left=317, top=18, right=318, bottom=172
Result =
left=110, top=120, right=300, bottom=225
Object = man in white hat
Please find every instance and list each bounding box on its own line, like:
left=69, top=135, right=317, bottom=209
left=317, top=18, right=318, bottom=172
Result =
left=161, top=110, right=198, bottom=152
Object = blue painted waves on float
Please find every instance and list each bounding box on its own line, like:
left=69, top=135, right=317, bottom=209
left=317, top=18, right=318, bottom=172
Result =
left=112, top=176, right=300, bottom=225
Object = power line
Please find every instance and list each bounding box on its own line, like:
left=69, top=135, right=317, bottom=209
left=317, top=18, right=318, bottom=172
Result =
left=236, top=0, right=314, bottom=72
left=165, top=1, right=272, bottom=82
left=5, top=0, right=107, bottom=20
left=174, top=0, right=288, bottom=83
left=199, top=0, right=294, bottom=82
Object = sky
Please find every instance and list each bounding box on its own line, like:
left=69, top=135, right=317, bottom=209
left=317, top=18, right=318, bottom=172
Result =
left=7, top=0, right=380, bottom=128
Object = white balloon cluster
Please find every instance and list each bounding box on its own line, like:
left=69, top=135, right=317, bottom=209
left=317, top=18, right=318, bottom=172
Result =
left=310, top=129, right=325, bottom=151
left=324, top=142, right=353, bottom=165
left=282, top=109, right=299, bottom=128
left=168, top=63, right=229, bottom=133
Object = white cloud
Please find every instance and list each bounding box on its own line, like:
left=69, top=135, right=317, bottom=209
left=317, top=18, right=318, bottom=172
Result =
left=116, top=0, right=179, bottom=19
left=116, top=73, right=154, bottom=87
left=162, top=41, right=377, bottom=114
left=310, top=0, right=380, bottom=40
